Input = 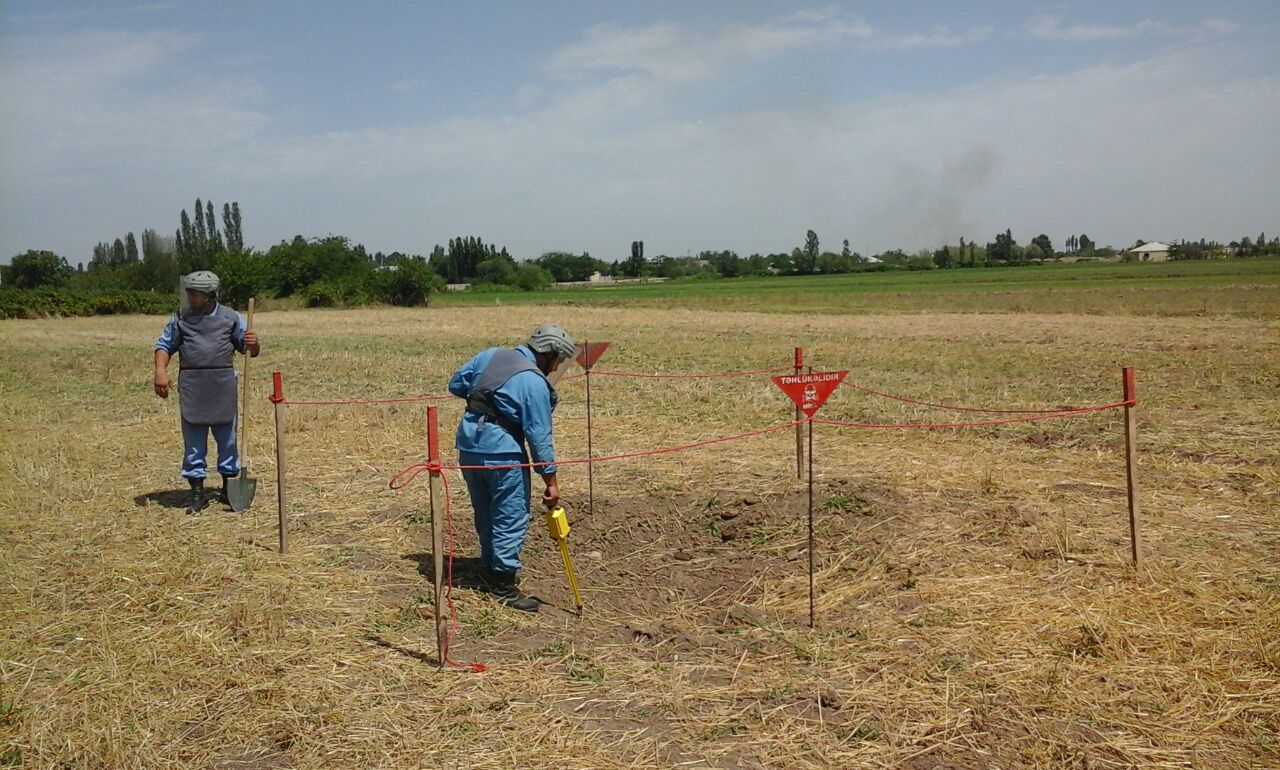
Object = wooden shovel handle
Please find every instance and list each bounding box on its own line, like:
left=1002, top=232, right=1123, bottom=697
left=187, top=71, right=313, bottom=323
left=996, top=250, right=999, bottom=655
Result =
left=240, top=298, right=255, bottom=463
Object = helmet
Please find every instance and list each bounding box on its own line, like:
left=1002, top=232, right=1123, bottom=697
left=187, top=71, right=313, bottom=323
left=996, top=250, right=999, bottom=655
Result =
left=527, top=323, right=575, bottom=359
left=183, top=271, right=221, bottom=293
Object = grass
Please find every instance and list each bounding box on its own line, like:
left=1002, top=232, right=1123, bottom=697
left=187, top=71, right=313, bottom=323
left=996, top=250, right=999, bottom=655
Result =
left=435, top=256, right=1280, bottom=318
left=564, top=653, right=606, bottom=684
left=1, top=279, right=1278, bottom=768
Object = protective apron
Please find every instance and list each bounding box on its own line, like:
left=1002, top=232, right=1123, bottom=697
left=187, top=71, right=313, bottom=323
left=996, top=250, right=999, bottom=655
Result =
left=175, top=307, right=239, bottom=426
left=466, top=348, right=557, bottom=438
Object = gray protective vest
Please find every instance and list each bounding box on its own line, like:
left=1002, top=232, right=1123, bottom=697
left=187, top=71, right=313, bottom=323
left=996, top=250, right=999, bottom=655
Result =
left=466, top=348, right=554, bottom=438
left=174, top=305, right=239, bottom=426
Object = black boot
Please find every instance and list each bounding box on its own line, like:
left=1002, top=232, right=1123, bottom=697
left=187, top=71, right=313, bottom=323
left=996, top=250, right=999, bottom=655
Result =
left=186, top=479, right=207, bottom=514
left=489, top=571, right=539, bottom=612
left=473, top=564, right=497, bottom=591
left=218, top=476, right=234, bottom=506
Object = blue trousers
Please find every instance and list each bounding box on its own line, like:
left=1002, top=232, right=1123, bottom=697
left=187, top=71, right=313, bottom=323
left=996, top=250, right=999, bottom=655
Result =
left=459, top=452, right=531, bottom=574
left=181, top=419, right=239, bottom=481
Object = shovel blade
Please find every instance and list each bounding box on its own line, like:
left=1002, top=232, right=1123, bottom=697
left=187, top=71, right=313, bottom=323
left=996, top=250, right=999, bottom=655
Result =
left=226, top=473, right=257, bottom=512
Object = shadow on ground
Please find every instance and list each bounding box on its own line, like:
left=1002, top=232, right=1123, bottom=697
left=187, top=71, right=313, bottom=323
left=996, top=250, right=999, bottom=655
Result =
left=133, top=489, right=190, bottom=509
left=404, top=553, right=493, bottom=592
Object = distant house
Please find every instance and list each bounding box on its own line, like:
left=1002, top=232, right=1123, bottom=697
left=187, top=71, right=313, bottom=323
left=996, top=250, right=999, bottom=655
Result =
left=1127, top=241, right=1171, bottom=262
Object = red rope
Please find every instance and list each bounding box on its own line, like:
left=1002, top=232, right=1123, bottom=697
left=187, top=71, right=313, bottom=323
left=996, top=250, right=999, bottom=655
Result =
left=389, top=419, right=804, bottom=489
left=273, top=366, right=784, bottom=405
left=378, top=385, right=1129, bottom=670
left=586, top=366, right=789, bottom=380
left=280, top=394, right=452, bottom=406
left=812, top=400, right=1130, bottom=430
left=840, top=381, right=1077, bottom=414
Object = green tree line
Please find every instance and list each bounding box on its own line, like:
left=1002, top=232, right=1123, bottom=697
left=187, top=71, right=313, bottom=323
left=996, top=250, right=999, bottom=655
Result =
left=5, top=204, right=1278, bottom=318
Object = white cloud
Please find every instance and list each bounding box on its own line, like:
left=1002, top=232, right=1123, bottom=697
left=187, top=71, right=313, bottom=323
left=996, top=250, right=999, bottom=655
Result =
left=1198, top=18, right=1242, bottom=37
left=0, top=28, right=269, bottom=255
left=875, top=26, right=993, bottom=50
left=1029, top=14, right=1240, bottom=42
left=542, top=11, right=987, bottom=83
left=1, top=17, right=1275, bottom=263
left=543, top=22, right=700, bottom=81
left=516, top=83, right=544, bottom=108
left=189, top=49, right=1278, bottom=259
left=8, top=2, right=179, bottom=25
left=2, top=29, right=268, bottom=174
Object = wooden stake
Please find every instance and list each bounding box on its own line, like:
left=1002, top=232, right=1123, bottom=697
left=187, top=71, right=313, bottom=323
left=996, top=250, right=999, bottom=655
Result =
left=426, top=405, right=447, bottom=666
left=794, top=347, right=804, bottom=479
left=1123, top=367, right=1143, bottom=570
left=271, top=371, right=288, bottom=555
left=239, top=298, right=255, bottom=464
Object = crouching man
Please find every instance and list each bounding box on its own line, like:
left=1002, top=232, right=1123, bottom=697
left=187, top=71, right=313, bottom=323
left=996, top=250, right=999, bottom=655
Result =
left=447, top=324, right=575, bottom=612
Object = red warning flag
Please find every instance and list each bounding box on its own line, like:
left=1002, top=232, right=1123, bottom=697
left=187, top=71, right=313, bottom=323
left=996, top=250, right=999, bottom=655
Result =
left=772, top=370, right=848, bottom=417
left=575, top=341, right=611, bottom=370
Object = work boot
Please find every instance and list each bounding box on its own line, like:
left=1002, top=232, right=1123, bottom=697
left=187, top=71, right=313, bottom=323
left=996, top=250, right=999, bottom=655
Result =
left=473, top=564, right=497, bottom=591
left=488, top=571, right=539, bottom=613
left=218, top=475, right=234, bottom=507
left=185, top=479, right=207, bottom=514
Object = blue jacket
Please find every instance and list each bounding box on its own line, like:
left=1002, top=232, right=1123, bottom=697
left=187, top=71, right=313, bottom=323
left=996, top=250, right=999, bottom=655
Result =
left=155, top=303, right=249, bottom=354
left=448, top=345, right=557, bottom=474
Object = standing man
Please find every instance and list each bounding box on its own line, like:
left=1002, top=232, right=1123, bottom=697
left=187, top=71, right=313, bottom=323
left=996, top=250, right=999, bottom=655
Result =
left=153, top=271, right=261, bottom=513
left=447, top=324, right=575, bottom=612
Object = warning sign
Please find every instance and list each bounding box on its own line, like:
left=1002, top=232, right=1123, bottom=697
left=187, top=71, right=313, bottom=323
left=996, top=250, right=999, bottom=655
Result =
left=575, top=341, right=611, bottom=370
left=772, top=370, right=848, bottom=417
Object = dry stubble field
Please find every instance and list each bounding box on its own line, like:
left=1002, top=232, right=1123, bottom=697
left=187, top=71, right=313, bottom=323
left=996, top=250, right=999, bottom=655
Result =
left=1, top=302, right=1278, bottom=769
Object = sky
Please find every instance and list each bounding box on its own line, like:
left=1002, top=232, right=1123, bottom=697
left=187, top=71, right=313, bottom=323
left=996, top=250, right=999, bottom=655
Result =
left=1, top=1, right=1277, bottom=265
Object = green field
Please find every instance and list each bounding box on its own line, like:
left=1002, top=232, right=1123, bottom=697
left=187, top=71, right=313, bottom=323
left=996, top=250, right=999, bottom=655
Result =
left=437, top=257, right=1280, bottom=317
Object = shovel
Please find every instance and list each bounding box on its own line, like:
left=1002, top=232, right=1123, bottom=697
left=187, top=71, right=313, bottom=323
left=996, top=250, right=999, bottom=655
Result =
left=226, top=298, right=258, bottom=512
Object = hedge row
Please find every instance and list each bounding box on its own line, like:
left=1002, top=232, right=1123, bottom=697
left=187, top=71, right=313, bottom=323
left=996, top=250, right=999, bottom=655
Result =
left=0, top=288, right=175, bottom=319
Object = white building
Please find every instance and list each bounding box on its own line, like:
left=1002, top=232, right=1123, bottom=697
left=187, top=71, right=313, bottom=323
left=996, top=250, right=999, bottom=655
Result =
left=1127, top=241, right=1171, bottom=262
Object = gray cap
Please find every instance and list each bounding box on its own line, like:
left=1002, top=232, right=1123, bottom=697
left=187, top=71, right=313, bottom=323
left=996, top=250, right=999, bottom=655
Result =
left=527, top=323, right=575, bottom=359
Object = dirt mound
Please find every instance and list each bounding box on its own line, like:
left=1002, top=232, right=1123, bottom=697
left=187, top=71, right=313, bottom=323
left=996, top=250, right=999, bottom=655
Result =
left=411, top=478, right=910, bottom=659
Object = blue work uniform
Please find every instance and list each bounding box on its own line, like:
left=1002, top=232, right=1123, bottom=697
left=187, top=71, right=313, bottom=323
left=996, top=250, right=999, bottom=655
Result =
left=155, top=304, right=249, bottom=481
left=448, top=345, right=558, bottom=574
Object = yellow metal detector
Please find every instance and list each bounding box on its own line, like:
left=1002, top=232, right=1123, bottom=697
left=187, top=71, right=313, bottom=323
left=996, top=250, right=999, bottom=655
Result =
left=544, top=506, right=584, bottom=613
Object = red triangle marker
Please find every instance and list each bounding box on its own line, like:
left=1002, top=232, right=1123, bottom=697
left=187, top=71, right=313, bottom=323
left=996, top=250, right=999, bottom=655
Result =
left=773, top=370, right=848, bottom=417
left=575, top=341, right=610, bottom=370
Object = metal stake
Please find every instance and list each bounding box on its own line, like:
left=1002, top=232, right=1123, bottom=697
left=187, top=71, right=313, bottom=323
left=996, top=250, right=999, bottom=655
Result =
left=807, top=414, right=815, bottom=629
left=794, top=347, right=804, bottom=479
left=585, top=340, right=594, bottom=514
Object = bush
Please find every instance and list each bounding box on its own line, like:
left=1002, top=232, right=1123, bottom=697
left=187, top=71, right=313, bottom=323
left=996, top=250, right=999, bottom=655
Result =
left=509, top=264, right=552, bottom=292
left=475, top=256, right=516, bottom=285
left=266, top=235, right=374, bottom=297
left=301, top=282, right=339, bottom=308
left=5, top=250, right=72, bottom=289
left=301, top=275, right=371, bottom=308
left=0, top=288, right=174, bottom=319
left=374, top=260, right=444, bottom=306
left=466, top=282, right=513, bottom=294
